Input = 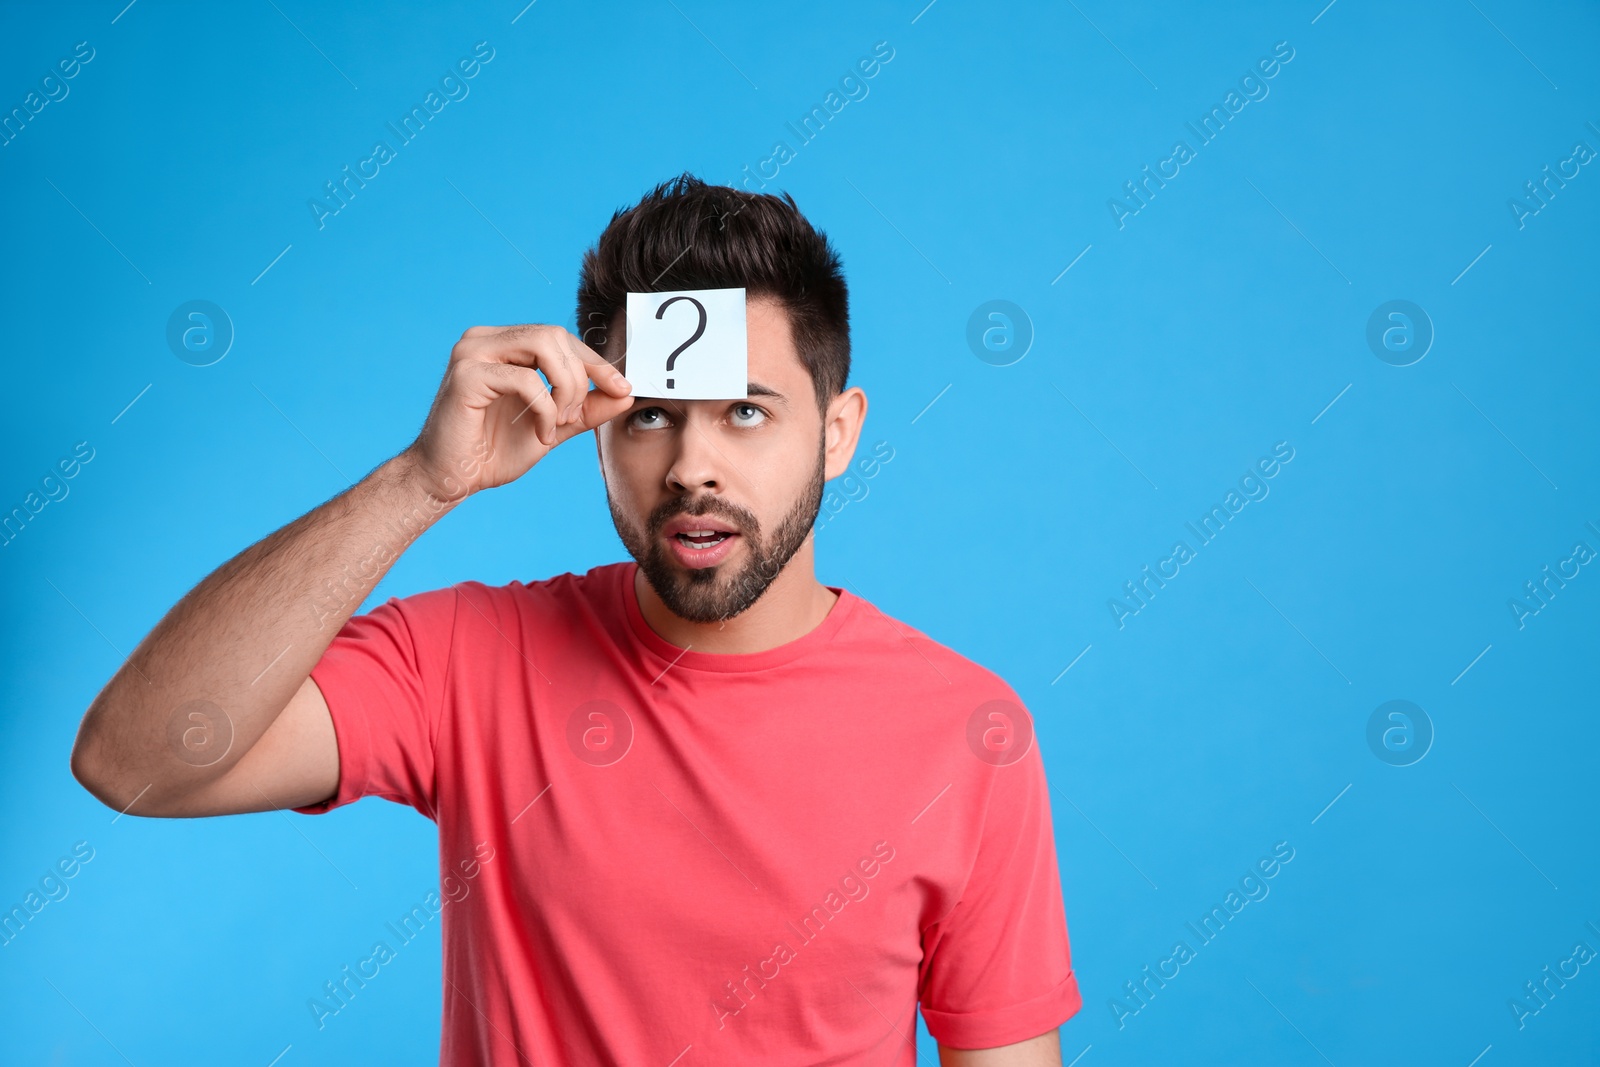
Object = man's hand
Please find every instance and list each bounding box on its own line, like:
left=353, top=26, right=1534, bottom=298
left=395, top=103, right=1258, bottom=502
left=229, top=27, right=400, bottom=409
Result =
left=403, top=323, right=634, bottom=501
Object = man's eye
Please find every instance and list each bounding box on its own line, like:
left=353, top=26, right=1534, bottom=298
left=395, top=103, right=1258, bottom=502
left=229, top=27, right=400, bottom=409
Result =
left=630, top=407, right=668, bottom=430
left=732, top=403, right=767, bottom=426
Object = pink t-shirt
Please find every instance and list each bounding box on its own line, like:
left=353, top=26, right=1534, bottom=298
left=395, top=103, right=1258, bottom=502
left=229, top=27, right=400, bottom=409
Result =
left=294, top=561, right=1081, bottom=1063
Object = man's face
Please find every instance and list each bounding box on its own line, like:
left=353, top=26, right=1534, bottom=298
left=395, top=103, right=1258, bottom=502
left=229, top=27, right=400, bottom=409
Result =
left=595, top=296, right=826, bottom=624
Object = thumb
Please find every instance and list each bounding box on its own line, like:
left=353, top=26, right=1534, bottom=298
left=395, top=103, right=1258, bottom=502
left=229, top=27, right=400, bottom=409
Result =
left=557, top=388, right=635, bottom=443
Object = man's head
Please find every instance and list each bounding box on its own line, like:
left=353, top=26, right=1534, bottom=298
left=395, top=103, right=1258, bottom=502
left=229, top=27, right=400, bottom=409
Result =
left=577, top=174, right=866, bottom=624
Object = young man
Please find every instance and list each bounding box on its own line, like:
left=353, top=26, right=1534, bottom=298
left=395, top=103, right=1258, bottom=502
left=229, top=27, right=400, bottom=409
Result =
left=70, top=175, right=1082, bottom=1065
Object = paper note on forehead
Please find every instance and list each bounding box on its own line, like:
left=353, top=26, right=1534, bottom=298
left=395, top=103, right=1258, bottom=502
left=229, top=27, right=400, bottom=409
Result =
left=624, top=287, right=747, bottom=400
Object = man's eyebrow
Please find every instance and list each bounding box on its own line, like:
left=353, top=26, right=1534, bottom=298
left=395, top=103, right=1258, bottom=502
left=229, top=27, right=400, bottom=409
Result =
left=744, top=382, right=788, bottom=405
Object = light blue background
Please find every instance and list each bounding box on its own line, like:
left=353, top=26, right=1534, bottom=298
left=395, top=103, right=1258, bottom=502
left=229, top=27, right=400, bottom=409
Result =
left=3, top=0, right=1597, bottom=1063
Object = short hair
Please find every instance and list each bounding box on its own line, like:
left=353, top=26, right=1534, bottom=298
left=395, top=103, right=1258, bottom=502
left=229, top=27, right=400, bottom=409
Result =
left=575, top=173, right=850, bottom=413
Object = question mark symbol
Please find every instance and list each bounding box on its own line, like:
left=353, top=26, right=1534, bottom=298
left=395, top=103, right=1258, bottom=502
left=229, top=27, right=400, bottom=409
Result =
left=655, top=296, right=707, bottom=390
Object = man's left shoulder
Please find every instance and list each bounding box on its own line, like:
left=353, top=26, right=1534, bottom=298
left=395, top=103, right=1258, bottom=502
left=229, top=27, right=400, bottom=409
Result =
left=845, top=594, right=1027, bottom=707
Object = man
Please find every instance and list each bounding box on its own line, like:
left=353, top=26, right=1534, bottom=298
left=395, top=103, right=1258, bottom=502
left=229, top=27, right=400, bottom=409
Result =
left=70, top=174, right=1082, bottom=1064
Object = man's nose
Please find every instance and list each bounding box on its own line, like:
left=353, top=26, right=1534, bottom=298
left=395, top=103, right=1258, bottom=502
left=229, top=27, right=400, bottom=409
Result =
left=664, top=411, right=727, bottom=492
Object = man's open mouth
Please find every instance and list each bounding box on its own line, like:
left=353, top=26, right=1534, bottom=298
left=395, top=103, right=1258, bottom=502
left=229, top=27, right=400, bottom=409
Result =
left=673, top=530, right=734, bottom=550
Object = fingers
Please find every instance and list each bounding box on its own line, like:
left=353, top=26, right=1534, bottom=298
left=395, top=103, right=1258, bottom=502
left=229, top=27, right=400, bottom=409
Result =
left=542, top=323, right=633, bottom=401
left=451, top=325, right=582, bottom=423
left=551, top=386, right=635, bottom=447
left=570, top=336, right=633, bottom=399
left=453, top=325, right=632, bottom=427
left=537, top=328, right=593, bottom=422
left=461, top=360, right=561, bottom=445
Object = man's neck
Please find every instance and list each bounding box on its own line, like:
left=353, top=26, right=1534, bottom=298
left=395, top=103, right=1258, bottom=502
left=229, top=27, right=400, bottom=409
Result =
left=633, top=541, right=839, bottom=655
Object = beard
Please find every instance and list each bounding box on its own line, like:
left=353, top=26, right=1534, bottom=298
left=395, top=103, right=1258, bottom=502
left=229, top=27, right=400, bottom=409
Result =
left=608, top=439, right=826, bottom=625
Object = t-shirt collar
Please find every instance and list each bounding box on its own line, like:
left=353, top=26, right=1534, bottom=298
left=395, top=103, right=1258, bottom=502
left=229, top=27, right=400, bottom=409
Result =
left=619, top=560, right=856, bottom=674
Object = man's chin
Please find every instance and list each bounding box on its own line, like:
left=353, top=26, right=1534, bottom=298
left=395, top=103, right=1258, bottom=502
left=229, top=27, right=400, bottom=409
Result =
left=639, top=551, right=772, bottom=624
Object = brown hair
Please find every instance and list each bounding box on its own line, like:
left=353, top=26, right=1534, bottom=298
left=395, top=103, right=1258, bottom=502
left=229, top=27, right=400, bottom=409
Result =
left=575, top=173, right=850, bottom=413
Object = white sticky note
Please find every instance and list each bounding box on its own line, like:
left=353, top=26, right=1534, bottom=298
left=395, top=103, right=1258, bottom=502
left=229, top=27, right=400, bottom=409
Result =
left=624, top=287, right=747, bottom=400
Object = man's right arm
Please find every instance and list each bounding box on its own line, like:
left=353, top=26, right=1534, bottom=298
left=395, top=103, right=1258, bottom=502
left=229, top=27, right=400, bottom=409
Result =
left=68, top=324, right=633, bottom=819
left=70, top=452, right=457, bottom=817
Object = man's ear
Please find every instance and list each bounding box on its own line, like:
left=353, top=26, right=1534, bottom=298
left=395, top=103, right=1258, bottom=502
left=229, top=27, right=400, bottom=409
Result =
left=823, top=387, right=868, bottom=481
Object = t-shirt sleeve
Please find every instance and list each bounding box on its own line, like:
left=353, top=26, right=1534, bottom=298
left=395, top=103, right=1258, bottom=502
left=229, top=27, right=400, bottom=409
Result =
left=290, top=585, right=460, bottom=821
left=917, top=727, right=1083, bottom=1049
